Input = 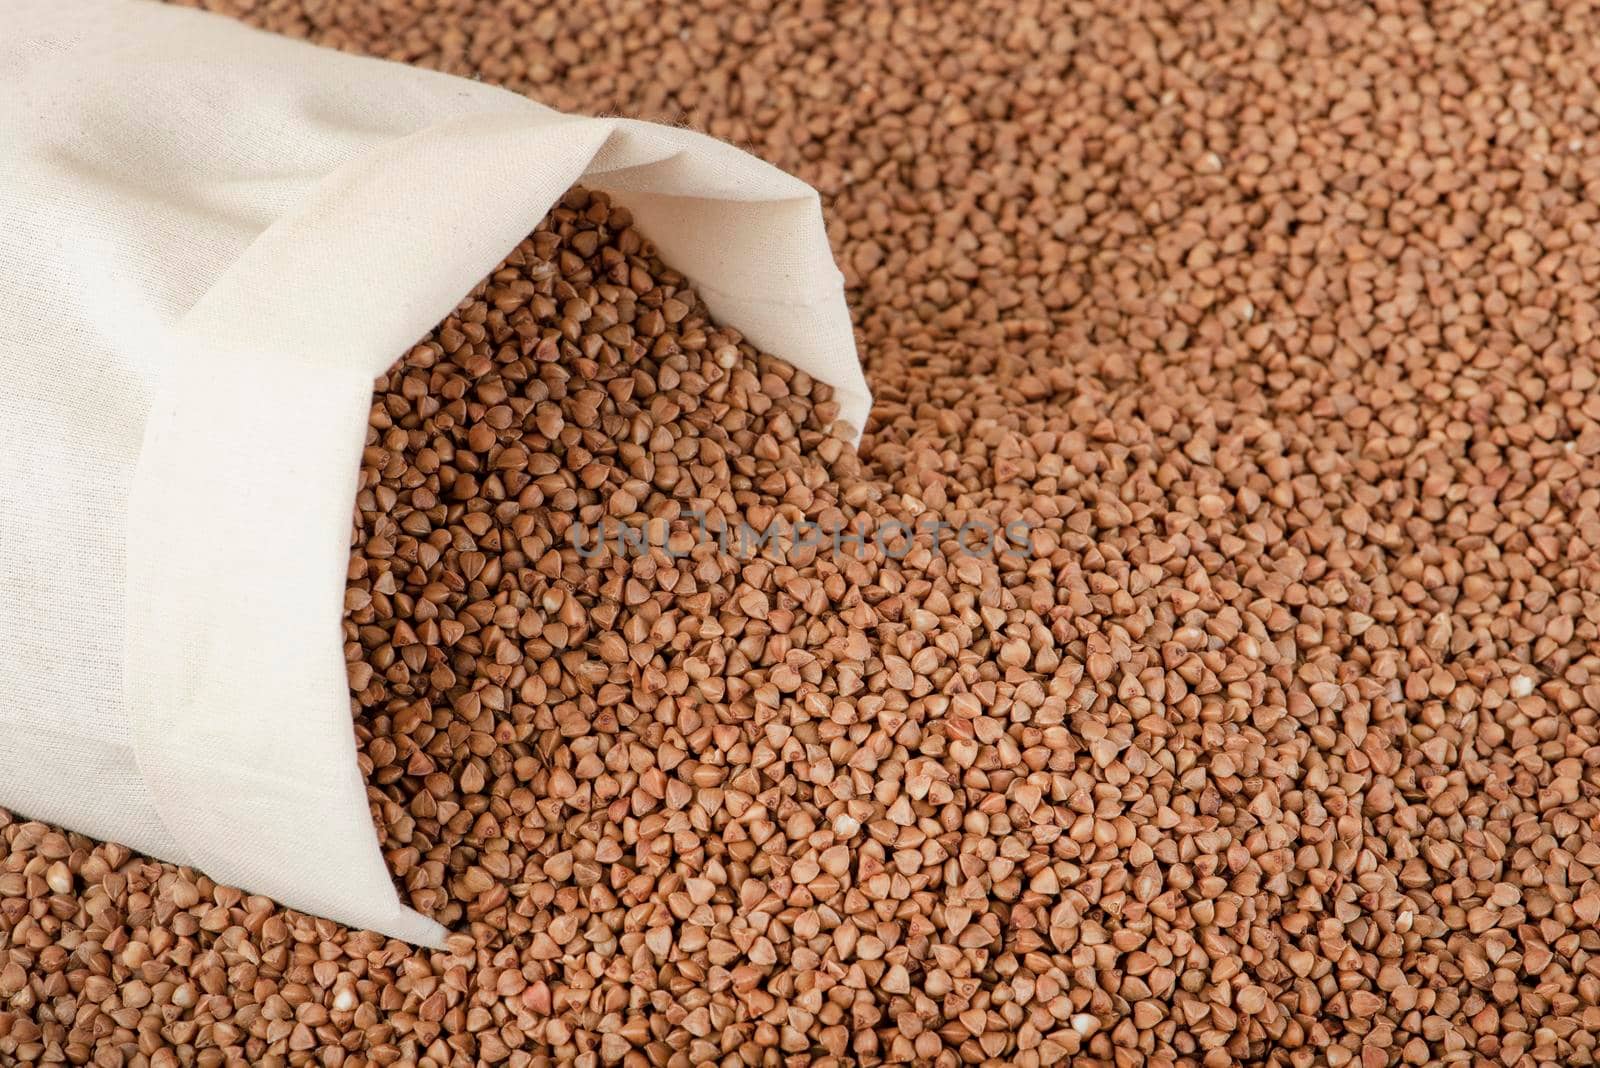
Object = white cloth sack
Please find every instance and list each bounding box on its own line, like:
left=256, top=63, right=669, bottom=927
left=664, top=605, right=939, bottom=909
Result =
left=0, top=0, right=869, bottom=946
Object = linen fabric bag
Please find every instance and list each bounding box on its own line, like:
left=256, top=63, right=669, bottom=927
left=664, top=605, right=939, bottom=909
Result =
left=0, top=0, right=869, bottom=945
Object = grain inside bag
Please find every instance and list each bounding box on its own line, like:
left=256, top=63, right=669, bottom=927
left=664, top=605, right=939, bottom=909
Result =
left=0, top=0, right=868, bottom=944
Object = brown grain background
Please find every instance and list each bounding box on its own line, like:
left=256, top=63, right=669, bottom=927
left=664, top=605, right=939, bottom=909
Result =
left=3, top=0, right=1600, bottom=1065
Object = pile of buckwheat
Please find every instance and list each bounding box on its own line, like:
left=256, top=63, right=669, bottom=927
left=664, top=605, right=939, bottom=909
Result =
left=4, top=0, right=1600, bottom=1064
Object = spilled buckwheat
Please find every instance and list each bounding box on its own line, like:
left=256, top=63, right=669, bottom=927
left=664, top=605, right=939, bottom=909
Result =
left=4, top=0, right=1600, bottom=1065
